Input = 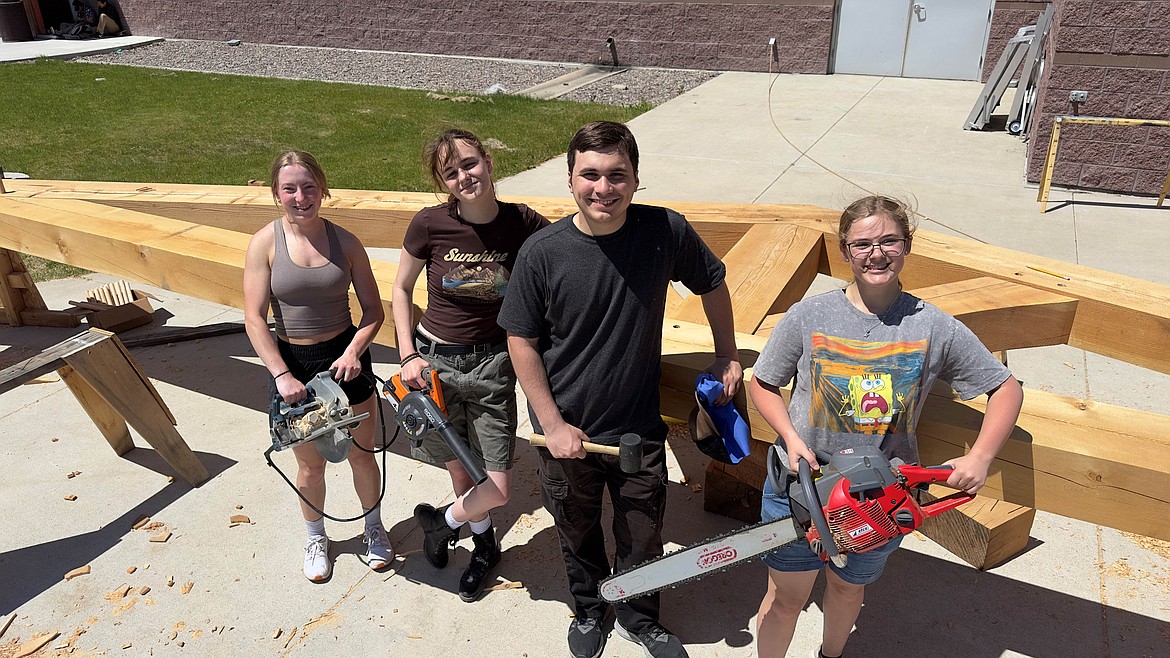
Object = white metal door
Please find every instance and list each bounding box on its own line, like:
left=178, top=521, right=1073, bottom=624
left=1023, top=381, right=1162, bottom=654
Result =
left=902, top=0, right=995, bottom=80
left=832, top=0, right=911, bottom=77
left=832, top=0, right=994, bottom=81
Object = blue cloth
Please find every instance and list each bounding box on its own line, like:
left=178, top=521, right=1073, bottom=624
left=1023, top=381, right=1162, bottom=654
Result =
left=695, top=374, right=751, bottom=464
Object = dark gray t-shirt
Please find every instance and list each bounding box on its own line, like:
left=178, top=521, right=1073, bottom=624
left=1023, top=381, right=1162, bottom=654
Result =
left=753, top=289, right=1011, bottom=465
left=497, top=205, right=725, bottom=443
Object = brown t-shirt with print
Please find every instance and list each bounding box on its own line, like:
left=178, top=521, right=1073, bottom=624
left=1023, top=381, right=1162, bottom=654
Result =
left=403, top=200, right=549, bottom=344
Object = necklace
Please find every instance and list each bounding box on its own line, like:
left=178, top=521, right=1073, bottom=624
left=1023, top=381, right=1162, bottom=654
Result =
left=845, top=285, right=901, bottom=338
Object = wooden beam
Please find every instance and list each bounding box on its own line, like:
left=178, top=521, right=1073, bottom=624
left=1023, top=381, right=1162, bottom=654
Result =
left=0, top=197, right=427, bottom=347
left=757, top=277, right=1079, bottom=352
left=917, top=488, right=1036, bottom=570
left=671, top=224, right=824, bottom=333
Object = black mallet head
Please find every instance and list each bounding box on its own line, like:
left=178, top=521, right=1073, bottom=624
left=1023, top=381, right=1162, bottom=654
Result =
left=619, top=433, right=643, bottom=474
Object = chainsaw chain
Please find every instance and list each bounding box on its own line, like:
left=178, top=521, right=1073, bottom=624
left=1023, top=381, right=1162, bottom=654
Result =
left=599, top=514, right=801, bottom=603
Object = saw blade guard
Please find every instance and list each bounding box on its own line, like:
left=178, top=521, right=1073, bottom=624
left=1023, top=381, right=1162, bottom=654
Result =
left=268, top=371, right=370, bottom=462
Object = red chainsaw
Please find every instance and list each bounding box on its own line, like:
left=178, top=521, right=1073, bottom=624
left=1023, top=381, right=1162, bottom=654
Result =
left=598, top=444, right=973, bottom=602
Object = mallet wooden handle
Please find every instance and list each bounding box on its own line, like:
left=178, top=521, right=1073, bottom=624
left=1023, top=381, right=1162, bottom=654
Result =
left=528, top=433, right=621, bottom=456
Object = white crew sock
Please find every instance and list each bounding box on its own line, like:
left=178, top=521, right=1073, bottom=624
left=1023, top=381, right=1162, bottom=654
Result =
left=444, top=505, right=465, bottom=530
left=468, top=516, right=492, bottom=535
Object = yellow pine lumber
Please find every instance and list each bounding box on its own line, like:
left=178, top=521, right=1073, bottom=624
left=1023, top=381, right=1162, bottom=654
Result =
left=671, top=223, right=825, bottom=333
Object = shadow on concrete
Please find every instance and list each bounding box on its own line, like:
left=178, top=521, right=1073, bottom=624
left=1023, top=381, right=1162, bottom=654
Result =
left=1043, top=198, right=1170, bottom=214
left=0, top=453, right=234, bottom=616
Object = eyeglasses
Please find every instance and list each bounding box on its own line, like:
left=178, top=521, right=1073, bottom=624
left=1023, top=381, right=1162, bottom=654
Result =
left=844, top=237, right=907, bottom=259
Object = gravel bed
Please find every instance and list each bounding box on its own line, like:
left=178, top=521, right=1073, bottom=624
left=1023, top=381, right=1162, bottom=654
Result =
left=79, top=39, right=720, bottom=106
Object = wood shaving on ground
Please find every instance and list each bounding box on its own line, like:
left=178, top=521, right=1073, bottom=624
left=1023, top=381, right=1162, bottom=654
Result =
left=14, top=630, right=59, bottom=658
left=66, top=471, right=81, bottom=479
left=179, top=582, right=193, bottom=595
left=484, top=580, right=524, bottom=592
left=105, top=584, right=132, bottom=602
left=64, top=565, right=91, bottom=580
left=282, top=627, right=297, bottom=649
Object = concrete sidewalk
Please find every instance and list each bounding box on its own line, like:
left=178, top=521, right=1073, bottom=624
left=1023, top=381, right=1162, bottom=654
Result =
left=0, top=35, right=161, bottom=63
left=1, top=72, right=1168, bottom=658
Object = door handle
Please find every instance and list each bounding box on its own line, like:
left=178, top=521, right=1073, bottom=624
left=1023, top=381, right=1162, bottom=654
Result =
left=913, top=3, right=926, bottom=20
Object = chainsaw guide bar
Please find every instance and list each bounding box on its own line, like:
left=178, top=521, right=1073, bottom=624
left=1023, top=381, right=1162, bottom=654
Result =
left=598, top=515, right=802, bottom=603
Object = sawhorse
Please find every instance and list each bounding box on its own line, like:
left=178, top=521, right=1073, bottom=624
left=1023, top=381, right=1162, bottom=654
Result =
left=0, top=328, right=209, bottom=485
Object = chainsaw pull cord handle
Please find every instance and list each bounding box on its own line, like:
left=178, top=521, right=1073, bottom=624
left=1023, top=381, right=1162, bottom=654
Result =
left=799, top=457, right=843, bottom=565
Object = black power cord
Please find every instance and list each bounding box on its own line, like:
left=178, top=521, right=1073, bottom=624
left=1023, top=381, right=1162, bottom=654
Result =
left=264, top=372, right=399, bottom=523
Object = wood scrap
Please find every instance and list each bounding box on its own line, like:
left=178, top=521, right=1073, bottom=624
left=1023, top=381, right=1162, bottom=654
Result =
left=139, top=586, right=150, bottom=595
left=64, top=494, right=77, bottom=501
left=229, top=514, right=250, bottom=525
left=131, top=514, right=150, bottom=530
left=272, top=628, right=282, bottom=639
left=166, top=576, right=174, bottom=587
left=69, top=300, right=113, bottom=312
left=14, top=631, right=59, bottom=658
left=105, top=584, right=132, bottom=602
left=282, top=627, right=297, bottom=649
left=126, top=566, right=137, bottom=574
left=0, top=612, right=15, bottom=640
left=484, top=580, right=524, bottom=592
left=64, top=565, right=91, bottom=580
left=180, top=581, right=193, bottom=594
left=119, top=322, right=247, bottom=349
left=149, top=531, right=172, bottom=543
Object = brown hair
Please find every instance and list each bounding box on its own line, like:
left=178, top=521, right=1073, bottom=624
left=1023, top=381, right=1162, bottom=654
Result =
left=838, top=195, right=916, bottom=245
left=269, top=150, right=331, bottom=200
left=422, top=128, right=494, bottom=199
left=567, top=121, right=639, bottom=174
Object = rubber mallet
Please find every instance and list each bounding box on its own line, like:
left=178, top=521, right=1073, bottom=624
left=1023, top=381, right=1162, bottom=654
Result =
left=528, top=432, right=643, bottom=474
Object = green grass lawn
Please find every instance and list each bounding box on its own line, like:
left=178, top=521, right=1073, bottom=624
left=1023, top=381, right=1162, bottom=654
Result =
left=1, top=58, right=646, bottom=279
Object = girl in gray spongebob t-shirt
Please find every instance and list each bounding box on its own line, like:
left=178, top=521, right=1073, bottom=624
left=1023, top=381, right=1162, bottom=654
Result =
left=749, top=195, right=1023, bottom=658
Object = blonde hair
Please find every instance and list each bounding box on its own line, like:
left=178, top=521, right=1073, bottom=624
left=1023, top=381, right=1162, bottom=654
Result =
left=838, top=195, right=916, bottom=244
left=269, top=150, right=331, bottom=200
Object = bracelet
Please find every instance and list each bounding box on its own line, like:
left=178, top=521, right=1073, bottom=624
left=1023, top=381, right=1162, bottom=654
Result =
left=272, top=370, right=290, bottom=380
left=400, top=353, right=422, bottom=367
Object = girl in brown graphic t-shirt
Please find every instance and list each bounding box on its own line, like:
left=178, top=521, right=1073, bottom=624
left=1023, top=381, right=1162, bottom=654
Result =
left=392, top=129, right=549, bottom=602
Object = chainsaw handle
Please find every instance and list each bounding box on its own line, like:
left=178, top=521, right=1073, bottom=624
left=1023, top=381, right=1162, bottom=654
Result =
left=899, top=464, right=975, bottom=516
left=799, top=458, right=841, bottom=562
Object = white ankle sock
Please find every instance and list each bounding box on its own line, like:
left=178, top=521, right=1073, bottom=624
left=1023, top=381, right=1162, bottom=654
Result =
left=444, top=505, right=465, bottom=530
left=306, top=517, right=326, bottom=538
left=469, top=516, right=492, bottom=535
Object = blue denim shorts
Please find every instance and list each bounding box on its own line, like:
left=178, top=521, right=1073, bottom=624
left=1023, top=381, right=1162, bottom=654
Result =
left=759, top=476, right=902, bottom=585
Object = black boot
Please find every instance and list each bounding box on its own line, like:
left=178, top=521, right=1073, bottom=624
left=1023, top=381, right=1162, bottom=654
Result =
left=414, top=503, right=461, bottom=569
left=458, top=526, right=501, bottom=603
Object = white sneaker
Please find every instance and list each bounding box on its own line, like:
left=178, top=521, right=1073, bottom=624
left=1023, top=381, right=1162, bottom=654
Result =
left=364, top=525, right=394, bottom=570
left=303, top=535, right=332, bottom=582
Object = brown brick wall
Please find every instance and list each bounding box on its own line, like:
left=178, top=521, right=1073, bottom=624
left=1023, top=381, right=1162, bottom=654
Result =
left=983, top=1, right=1049, bottom=82
left=1027, top=0, right=1170, bottom=195
left=114, top=0, right=834, bottom=73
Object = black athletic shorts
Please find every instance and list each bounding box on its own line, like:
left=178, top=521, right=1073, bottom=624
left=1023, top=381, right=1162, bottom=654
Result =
left=273, top=324, right=375, bottom=404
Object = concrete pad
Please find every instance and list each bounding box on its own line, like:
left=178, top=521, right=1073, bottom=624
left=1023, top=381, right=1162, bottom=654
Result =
left=0, top=35, right=162, bottom=63
left=4, top=68, right=1170, bottom=657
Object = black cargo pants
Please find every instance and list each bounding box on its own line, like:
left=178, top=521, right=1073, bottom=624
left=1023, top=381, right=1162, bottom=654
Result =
left=537, top=422, right=668, bottom=634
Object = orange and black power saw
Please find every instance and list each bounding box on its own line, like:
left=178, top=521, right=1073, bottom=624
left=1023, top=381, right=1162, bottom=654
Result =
left=380, top=370, right=487, bottom=485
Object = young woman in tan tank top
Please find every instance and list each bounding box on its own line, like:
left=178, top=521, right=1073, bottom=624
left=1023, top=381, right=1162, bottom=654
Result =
left=242, top=150, right=389, bottom=582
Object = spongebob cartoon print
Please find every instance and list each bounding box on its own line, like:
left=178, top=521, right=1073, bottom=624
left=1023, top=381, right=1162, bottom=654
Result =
left=808, top=333, right=927, bottom=436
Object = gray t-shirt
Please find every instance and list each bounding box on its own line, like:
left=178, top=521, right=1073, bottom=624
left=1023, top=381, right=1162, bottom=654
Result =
left=753, top=289, right=1011, bottom=466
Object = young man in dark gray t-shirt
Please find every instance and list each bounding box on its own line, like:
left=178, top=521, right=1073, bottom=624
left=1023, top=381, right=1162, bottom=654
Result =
left=499, top=122, right=742, bottom=658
